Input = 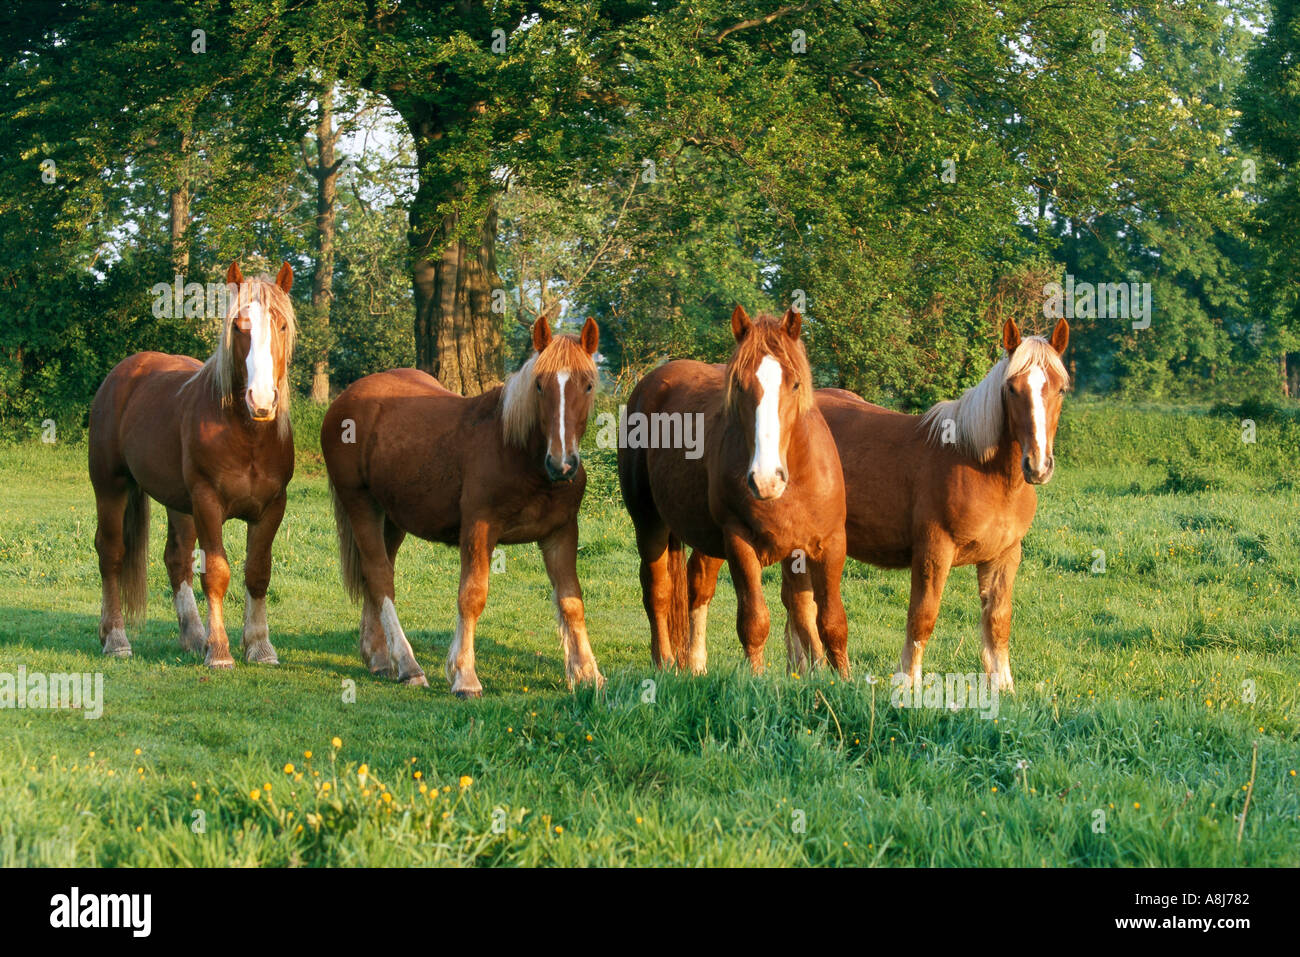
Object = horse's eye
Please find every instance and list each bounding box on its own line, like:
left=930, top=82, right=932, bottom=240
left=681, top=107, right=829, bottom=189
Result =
left=585, top=383, right=593, bottom=393
left=535, top=379, right=543, bottom=392
left=792, top=381, right=801, bottom=391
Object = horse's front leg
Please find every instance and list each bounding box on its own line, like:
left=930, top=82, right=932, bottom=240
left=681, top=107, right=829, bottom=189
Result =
left=685, top=550, right=723, bottom=675
left=241, top=493, right=285, bottom=665
left=447, top=520, right=494, bottom=698
left=977, top=542, right=1020, bottom=692
left=781, top=555, right=824, bottom=675
left=724, top=529, right=769, bottom=674
left=540, top=521, right=602, bottom=689
left=192, top=487, right=234, bottom=669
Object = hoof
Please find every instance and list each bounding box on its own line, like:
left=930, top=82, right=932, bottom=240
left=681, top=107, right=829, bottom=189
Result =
left=205, top=653, right=235, bottom=670
left=179, top=631, right=207, bottom=655
left=399, top=672, right=429, bottom=687
left=243, top=643, right=280, bottom=665
left=102, top=628, right=132, bottom=658
left=454, top=688, right=482, bottom=700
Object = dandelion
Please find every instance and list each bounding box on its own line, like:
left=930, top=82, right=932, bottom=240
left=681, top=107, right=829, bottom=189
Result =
left=321, top=782, right=331, bottom=793
left=284, top=763, right=295, bottom=775
left=382, top=792, right=393, bottom=804
left=459, top=775, right=473, bottom=789
left=585, top=734, right=593, bottom=742
left=555, top=825, right=564, bottom=834
left=134, top=748, right=141, bottom=756
left=419, top=784, right=428, bottom=795
left=250, top=789, right=261, bottom=801
left=414, top=771, right=422, bottom=780
left=331, top=737, right=342, bottom=749
left=303, top=750, right=312, bottom=760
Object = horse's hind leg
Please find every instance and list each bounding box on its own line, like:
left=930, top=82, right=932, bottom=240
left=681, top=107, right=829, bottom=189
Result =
left=898, top=536, right=954, bottom=689
left=359, top=518, right=406, bottom=677
left=633, top=520, right=679, bottom=669
left=93, top=482, right=133, bottom=658
left=685, top=550, right=723, bottom=675
left=339, top=489, right=427, bottom=685
left=241, top=493, right=286, bottom=665
left=540, top=520, right=602, bottom=690
left=781, top=556, right=823, bottom=675
left=977, top=543, right=1020, bottom=692
left=164, top=508, right=205, bottom=654
left=447, top=519, right=494, bottom=698
left=811, top=541, right=850, bottom=678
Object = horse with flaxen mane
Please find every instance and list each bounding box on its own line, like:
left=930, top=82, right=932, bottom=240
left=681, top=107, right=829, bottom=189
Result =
left=618, top=306, right=849, bottom=676
left=779, top=317, right=1070, bottom=690
left=88, top=262, right=297, bottom=667
left=321, top=316, right=603, bottom=697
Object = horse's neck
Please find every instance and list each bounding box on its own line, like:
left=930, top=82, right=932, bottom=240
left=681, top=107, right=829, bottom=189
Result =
left=988, top=423, right=1028, bottom=492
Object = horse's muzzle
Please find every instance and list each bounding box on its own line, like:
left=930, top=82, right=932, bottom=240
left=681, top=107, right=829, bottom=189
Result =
left=746, top=466, right=788, bottom=500
left=1022, top=454, right=1054, bottom=485
left=545, top=453, right=580, bottom=483
left=246, top=388, right=278, bottom=422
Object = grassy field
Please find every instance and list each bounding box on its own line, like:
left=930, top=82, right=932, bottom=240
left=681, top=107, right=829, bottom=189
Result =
left=0, top=398, right=1297, bottom=866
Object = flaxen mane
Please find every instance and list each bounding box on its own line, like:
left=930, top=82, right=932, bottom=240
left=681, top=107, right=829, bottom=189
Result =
left=724, top=314, right=814, bottom=418
left=184, top=276, right=297, bottom=438
left=919, top=336, right=1068, bottom=462
left=500, top=333, right=597, bottom=448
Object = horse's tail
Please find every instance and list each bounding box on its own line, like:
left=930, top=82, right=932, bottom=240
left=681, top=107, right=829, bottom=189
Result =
left=666, top=534, right=690, bottom=666
left=330, top=481, right=365, bottom=603
left=120, top=483, right=151, bottom=624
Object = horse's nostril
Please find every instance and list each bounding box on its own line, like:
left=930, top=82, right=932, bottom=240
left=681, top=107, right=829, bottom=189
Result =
left=776, top=467, right=788, bottom=483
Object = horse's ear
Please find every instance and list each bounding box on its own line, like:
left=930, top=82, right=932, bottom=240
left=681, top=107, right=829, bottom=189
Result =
left=580, top=316, right=599, bottom=355
left=532, top=315, right=552, bottom=353
left=1050, top=317, right=1070, bottom=356
left=782, top=307, right=802, bottom=340
left=275, top=261, right=293, bottom=294
left=731, top=304, right=751, bottom=341
left=226, top=261, right=244, bottom=286
left=1002, top=318, right=1021, bottom=353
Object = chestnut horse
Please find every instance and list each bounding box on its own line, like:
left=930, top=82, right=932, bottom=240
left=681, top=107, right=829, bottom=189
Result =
left=321, top=316, right=603, bottom=697
left=88, top=262, right=296, bottom=667
left=776, top=317, right=1070, bottom=690
left=618, top=306, right=849, bottom=676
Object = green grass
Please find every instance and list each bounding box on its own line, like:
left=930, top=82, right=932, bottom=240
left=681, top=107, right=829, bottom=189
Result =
left=0, top=399, right=1297, bottom=865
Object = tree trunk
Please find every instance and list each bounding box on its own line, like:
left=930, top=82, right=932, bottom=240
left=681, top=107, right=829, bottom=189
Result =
left=168, top=129, right=192, bottom=276
left=409, top=180, right=502, bottom=395
left=310, top=87, right=340, bottom=404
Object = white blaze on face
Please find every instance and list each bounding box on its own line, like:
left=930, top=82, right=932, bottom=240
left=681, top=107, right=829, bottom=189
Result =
left=1026, top=365, right=1048, bottom=469
left=243, top=299, right=276, bottom=416
left=555, top=371, right=569, bottom=459
left=749, top=355, right=785, bottom=496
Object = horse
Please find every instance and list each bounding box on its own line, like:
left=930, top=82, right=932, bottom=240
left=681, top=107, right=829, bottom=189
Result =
left=321, top=315, right=604, bottom=697
left=777, top=317, right=1070, bottom=691
left=617, top=306, right=849, bottom=676
left=88, top=261, right=297, bottom=667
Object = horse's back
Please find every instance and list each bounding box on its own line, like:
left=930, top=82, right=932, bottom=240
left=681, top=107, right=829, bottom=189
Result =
left=627, top=359, right=725, bottom=414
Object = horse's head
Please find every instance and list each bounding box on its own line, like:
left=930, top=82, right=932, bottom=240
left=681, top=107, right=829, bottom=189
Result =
left=527, top=315, right=599, bottom=483
left=725, top=305, right=813, bottom=501
left=1001, top=317, right=1069, bottom=485
left=225, top=261, right=295, bottom=423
